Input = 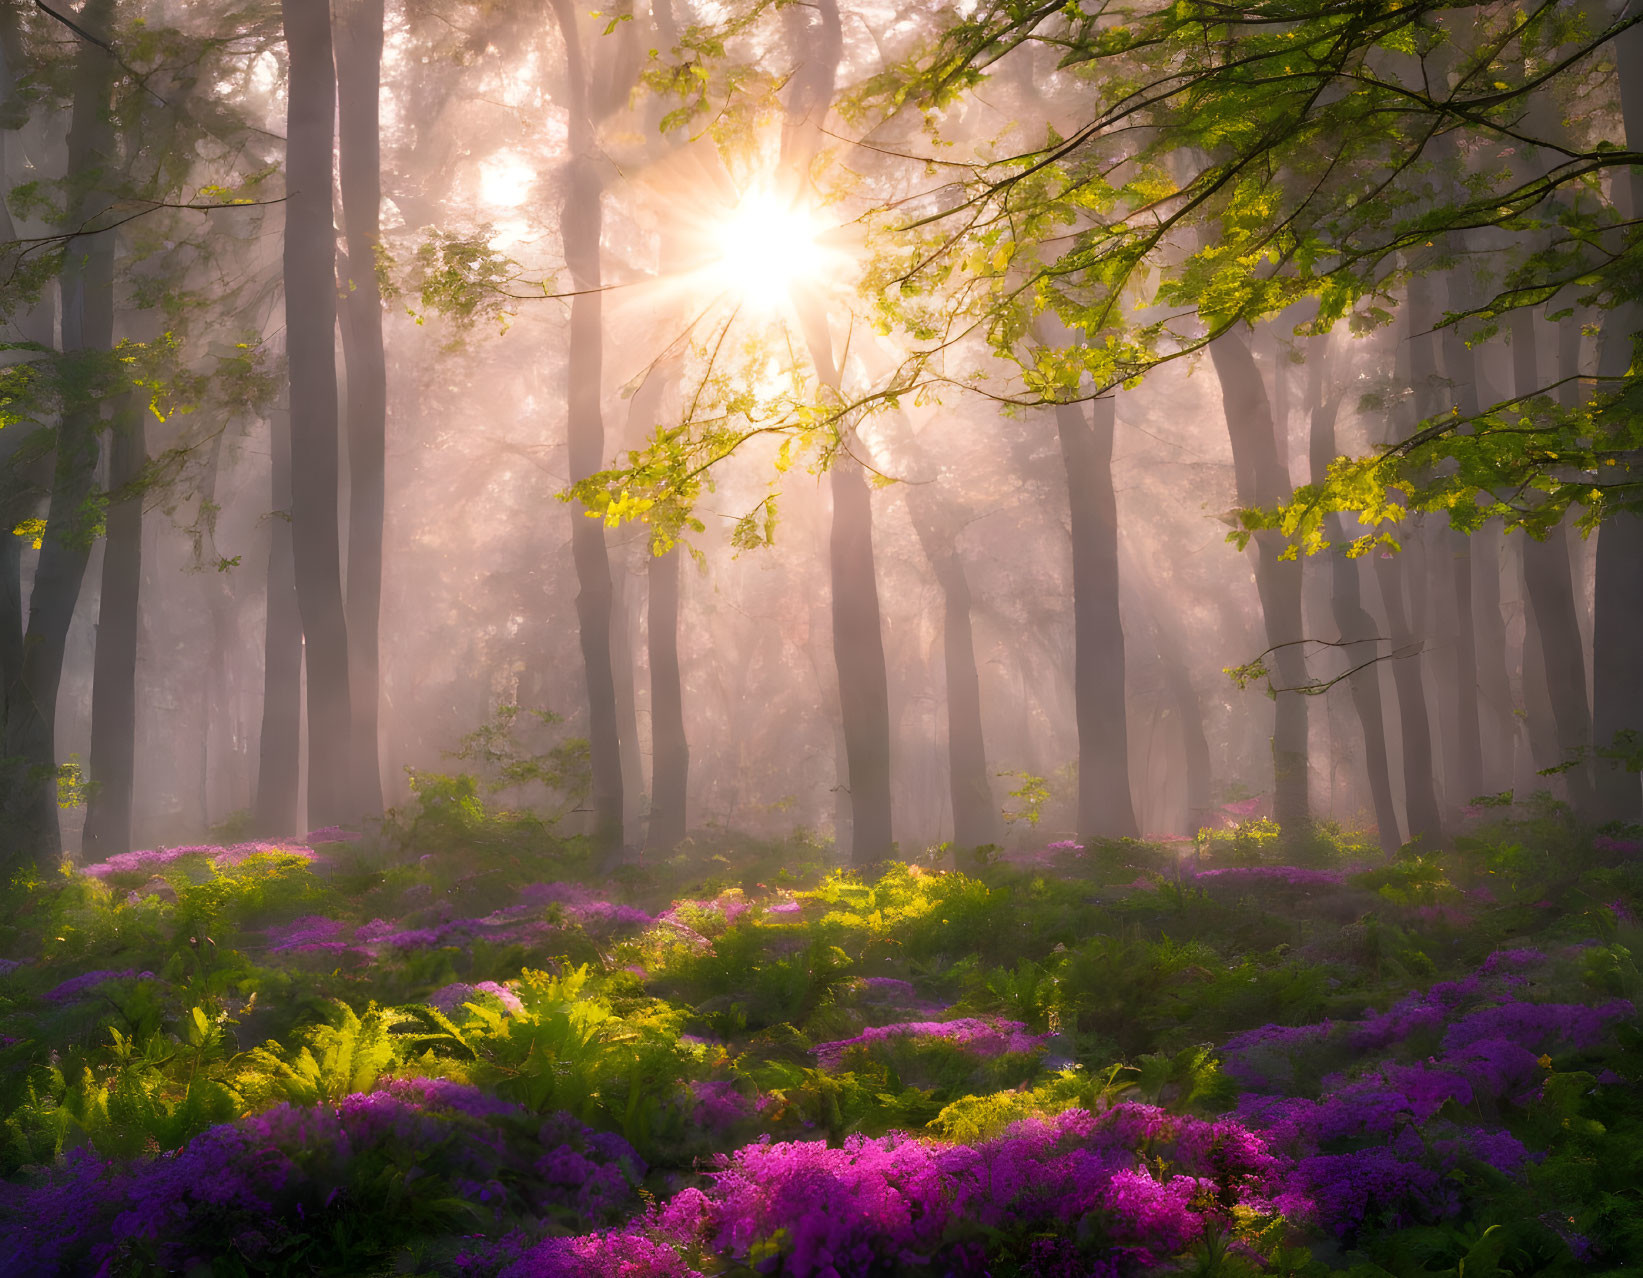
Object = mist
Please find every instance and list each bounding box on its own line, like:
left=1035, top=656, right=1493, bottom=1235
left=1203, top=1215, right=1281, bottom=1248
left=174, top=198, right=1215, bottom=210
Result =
left=0, top=3, right=1638, bottom=1271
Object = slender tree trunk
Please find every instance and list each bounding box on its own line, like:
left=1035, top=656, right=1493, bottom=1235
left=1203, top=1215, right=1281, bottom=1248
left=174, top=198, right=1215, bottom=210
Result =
left=335, top=0, right=386, bottom=818
left=549, top=0, right=622, bottom=856
left=1510, top=310, right=1595, bottom=813
left=777, top=0, right=889, bottom=863
left=1210, top=330, right=1309, bottom=833
left=81, top=403, right=144, bottom=857
left=1592, top=53, right=1643, bottom=820
left=828, top=448, right=895, bottom=865
left=875, top=412, right=999, bottom=854
left=256, top=388, right=302, bottom=835
left=1141, top=594, right=1213, bottom=834
left=1309, top=386, right=1400, bottom=853
left=1407, top=273, right=1484, bottom=814
left=611, top=555, right=647, bottom=836
left=284, top=0, right=353, bottom=830
left=646, top=541, right=688, bottom=853
left=1440, top=274, right=1517, bottom=793
left=1371, top=548, right=1444, bottom=842
left=1591, top=506, right=1642, bottom=822
left=0, top=0, right=116, bottom=872
left=1054, top=398, right=1138, bottom=839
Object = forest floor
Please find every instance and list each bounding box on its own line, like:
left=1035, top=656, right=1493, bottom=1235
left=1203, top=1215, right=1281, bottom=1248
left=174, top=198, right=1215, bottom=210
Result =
left=1, top=787, right=1639, bottom=1276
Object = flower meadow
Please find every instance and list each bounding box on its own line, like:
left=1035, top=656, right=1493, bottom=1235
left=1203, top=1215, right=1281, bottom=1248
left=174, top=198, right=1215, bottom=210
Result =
left=0, top=795, right=1640, bottom=1275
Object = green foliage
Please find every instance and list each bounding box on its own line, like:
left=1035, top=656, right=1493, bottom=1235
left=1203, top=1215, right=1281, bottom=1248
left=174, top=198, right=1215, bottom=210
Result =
left=391, top=227, right=523, bottom=346
left=930, top=1063, right=1136, bottom=1142
left=385, top=770, right=589, bottom=867
left=998, top=769, right=1050, bottom=827
left=239, top=1001, right=401, bottom=1109
left=451, top=703, right=592, bottom=806
left=1196, top=818, right=1282, bottom=867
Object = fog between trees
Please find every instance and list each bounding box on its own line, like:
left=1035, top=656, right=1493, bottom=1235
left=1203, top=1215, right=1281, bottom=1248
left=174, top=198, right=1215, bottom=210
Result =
left=0, top=0, right=1637, bottom=874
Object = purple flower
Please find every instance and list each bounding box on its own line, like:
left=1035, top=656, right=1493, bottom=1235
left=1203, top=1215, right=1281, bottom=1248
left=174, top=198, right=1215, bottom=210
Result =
left=266, top=915, right=348, bottom=950
left=1294, top=1147, right=1445, bottom=1235
left=812, top=1017, right=1047, bottom=1070
left=43, top=969, right=156, bottom=1002
left=302, top=826, right=361, bottom=844
left=428, top=980, right=525, bottom=1017
left=691, top=1081, right=756, bottom=1133
left=1220, top=1021, right=1335, bottom=1091
left=81, top=841, right=315, bottom=880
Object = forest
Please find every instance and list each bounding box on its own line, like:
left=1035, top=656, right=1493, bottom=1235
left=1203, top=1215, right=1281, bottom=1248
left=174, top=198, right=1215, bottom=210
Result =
left=0, top=0, right=1640, bottom=1273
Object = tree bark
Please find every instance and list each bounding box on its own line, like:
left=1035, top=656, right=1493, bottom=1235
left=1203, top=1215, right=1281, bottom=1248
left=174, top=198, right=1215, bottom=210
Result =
left=256, top=389, right=302, bottom=836
left=1439, top=273, right=1517, bottom=794
left=1141, top=593, right=1213, bottom=835
left=0, top=0, right=116, bottom=872
left=828, top=449, right=895, bottom=866
left=335, top=0, right=386, bottom=818
left=1210, top=329, right=1309, bottom=833
left=1510, top=309, right=1595, bottom=813
left=549, top=0, right=623, bottom=856
left=1308, top=384, right=1400, bottom=853
left=611, top=555, right=647, bottom=836
left=1590, top=34, right=1643, bottom=822
left=773, top=0, right=890, bottom=865
left=1054, top=398, right=1138, bottom=840
left=81, top=402, right=144, bottom=857
left=873, top=412, right=999, bottom=855
left=646, top=540, right=689, bottom=853
left=1408, top=272, right=1484, bottom=814
left=284, top=0, right=353, bottom=831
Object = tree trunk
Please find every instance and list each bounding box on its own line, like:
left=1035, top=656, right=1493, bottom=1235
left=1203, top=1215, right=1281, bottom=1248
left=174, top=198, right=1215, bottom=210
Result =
left=335, top=0, right=386, bottom=819
left=611, top=555, right=647, bottom=836
left=1439, top=278, right=1518, bottom=794
left=81, top=403, right=145, bottom=857
left=1438, top=267, right=1514, bottom=795
left=829, top=449, right=895, bottom=866
left=1510, top=310, right=1595, bottom=813
left=1143, top=594, right=1214, bottom=835
left=549, top=0, right=623, bottom=857
left=645, top=541, right=688, bottom=853
left=1309, top=387, right=1400, bottom=853
left=1590, top=41, right=1643, bottom=821
left=284, top=0, right=353, bottom=831
left=1054, top=398, right=1137, bottom=839
left=256, top=389, right=302, bottom=836
left=875, top=412, right=999, bottom=854
left=778, top=0, right=887, bottom=864
left=0, top=0, right=116, bottom=872
left=1408, top=272, right=1484, bottom=814
left=1210, top=330, right=1309, bottom=833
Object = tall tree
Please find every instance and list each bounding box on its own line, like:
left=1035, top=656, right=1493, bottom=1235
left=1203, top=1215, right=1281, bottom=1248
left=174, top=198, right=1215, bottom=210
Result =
left=1211, top=329, right=1308, bottom=834
left=874, top=410, right=1000, bottom=854
left=1407, top=270, right=1483, bottom=816
left=0, top=0, right=117, bottom=869
left=284, top=0, right=353, bottom=830
left=646, top=531, right=689, bottom=853
left=783, top=0, right=892, bottom=865
left=1591, top=21, right=1643, bottom=823
left=80, top=396, right=144, bottom=857
left=255, top=377, right=302, bottom=836
left=335, top=0, right=387, bottom=819
left=547, top=0, right=623, bottom=856
left=1306, top=341, right=1399, bottom=852
left=1439, top=263, right=1518, bottom=795
left=1510, top=310, right=1595, bottom=814
left=1054, top=396, right=1138, bottom=840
